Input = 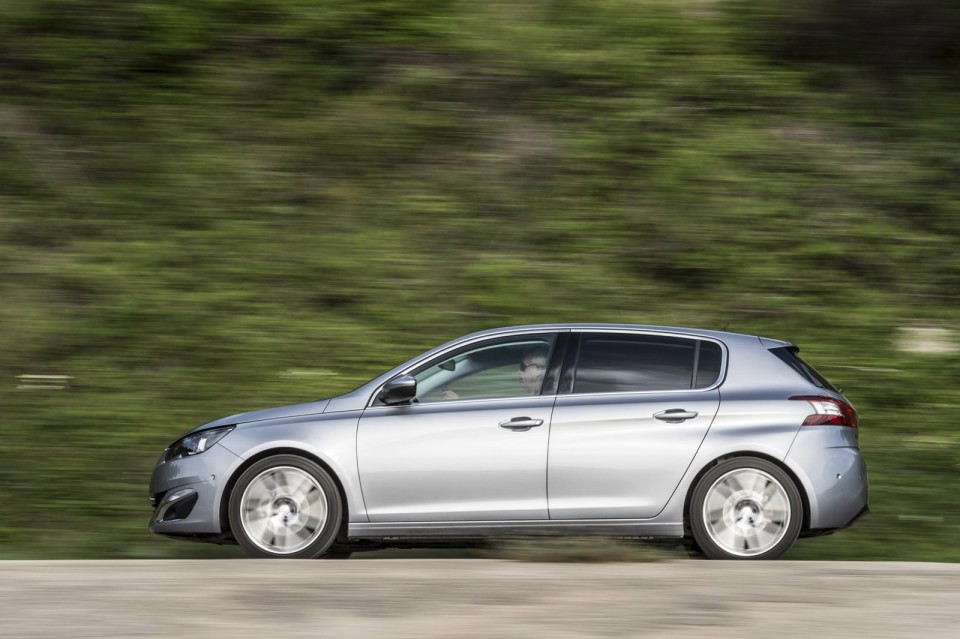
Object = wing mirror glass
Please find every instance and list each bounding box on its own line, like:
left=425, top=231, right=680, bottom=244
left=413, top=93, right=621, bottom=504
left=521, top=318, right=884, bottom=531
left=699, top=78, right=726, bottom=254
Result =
left=377, top=374, right=417, bottom=405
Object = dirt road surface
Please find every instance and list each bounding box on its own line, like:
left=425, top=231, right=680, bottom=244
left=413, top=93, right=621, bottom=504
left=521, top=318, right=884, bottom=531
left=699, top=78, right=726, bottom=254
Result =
left=1, top=560, right=957, bottom=638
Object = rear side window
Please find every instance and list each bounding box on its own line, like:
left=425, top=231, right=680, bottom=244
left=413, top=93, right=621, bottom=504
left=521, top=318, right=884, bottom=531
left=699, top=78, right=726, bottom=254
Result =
left=770, top=347, right=838, bottom=392
left=573, top=334, right=723, bottom=394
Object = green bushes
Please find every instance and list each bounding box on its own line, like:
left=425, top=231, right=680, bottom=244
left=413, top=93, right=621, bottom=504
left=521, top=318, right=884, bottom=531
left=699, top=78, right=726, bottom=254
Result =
left=0, top=0, right=958, bottom=559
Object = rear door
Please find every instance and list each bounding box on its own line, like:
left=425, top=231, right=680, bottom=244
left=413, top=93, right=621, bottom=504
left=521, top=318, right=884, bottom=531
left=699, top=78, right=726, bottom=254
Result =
left=547, top=331, right=724, bottom=520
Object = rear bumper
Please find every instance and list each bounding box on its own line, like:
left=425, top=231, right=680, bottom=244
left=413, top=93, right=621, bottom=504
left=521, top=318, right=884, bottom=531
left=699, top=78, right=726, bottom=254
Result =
left=784, top=427, right=869, bottom=530
left=801, top=503, right=870, bottom=537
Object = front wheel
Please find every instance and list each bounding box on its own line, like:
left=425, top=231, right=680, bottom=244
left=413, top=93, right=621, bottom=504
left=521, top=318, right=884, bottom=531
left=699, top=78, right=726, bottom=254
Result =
left=228, top=455, right=343, bottom=559
left=690, top=457, right=802, bottom=560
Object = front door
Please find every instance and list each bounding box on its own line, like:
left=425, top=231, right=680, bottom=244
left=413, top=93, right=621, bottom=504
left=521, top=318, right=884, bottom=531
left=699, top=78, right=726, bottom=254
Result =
left=357, top=333, right=562, bottom=522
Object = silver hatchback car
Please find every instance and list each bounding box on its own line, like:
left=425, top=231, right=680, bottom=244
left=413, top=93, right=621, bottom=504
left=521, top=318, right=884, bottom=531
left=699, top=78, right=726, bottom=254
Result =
left=150, top=324, right=868, bottom=560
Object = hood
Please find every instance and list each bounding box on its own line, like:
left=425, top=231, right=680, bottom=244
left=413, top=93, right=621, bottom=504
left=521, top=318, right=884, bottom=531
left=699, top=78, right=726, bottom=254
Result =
left=191, top=399, right=331, bottom=432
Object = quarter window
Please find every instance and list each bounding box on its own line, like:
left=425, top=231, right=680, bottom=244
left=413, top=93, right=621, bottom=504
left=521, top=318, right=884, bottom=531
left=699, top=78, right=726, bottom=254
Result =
left=695, top=341, right=723, bottom=388
left=573, top=334, right=722, bottom=394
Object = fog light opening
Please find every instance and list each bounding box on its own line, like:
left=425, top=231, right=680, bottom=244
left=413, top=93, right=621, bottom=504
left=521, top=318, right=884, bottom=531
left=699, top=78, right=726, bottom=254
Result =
left=155, top=488, right=199, bottom=523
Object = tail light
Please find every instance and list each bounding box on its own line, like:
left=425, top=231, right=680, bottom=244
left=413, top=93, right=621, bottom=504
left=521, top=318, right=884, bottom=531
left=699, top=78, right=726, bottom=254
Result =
left=789, top=395, right=858, bottom=428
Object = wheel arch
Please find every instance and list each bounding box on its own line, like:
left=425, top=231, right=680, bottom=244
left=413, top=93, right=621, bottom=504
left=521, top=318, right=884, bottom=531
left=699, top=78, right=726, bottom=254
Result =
left=682, top=452, right=811, bottom=536
left=219, top=447, right=351, bottom=543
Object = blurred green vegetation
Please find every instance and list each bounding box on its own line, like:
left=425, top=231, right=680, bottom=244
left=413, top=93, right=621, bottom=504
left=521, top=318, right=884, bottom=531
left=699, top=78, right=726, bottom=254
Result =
left=1, top=0, right=958, bottom=561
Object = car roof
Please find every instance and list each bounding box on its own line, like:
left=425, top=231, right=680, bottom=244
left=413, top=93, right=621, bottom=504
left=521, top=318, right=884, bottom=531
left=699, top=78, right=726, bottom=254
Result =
left=454, top=323, right=792, bottom=347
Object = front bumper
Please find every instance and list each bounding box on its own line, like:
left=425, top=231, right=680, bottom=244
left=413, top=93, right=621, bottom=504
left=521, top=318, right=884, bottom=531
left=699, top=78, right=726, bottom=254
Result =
left=149, top=443, right=242, bottom=535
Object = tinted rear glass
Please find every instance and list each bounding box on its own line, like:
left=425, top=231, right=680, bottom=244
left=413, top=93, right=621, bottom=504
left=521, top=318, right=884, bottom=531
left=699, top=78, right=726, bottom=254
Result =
left=770, top=347, right=838, bottom=391
left=696, top=341, right=723, bottom=388
left=574, top=334, right=721, bottom=393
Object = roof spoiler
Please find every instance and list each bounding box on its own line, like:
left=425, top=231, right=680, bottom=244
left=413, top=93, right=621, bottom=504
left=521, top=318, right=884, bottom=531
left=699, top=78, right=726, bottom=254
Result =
left=759, top=336, right=794, bottom=350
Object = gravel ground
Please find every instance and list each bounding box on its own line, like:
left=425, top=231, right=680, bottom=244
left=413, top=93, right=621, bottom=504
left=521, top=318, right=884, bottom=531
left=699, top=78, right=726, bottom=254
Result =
left=1, top=560, right=957, bottom=638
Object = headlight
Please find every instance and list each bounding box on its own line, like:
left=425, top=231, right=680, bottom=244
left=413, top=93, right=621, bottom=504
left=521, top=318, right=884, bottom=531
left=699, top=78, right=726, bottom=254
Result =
left=165, top=425, right=235, bottom=461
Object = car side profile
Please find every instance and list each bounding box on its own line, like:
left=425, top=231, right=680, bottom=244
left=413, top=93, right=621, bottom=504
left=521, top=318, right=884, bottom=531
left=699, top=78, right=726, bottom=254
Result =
left=149, top=324, right=868, bottom=560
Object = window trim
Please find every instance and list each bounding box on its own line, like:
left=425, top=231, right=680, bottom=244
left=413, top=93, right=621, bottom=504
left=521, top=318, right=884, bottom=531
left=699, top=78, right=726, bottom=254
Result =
left=567, top=329, right=727, bottom=396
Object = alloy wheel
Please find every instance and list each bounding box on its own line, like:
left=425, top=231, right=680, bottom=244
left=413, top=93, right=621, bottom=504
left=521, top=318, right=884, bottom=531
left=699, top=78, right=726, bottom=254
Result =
left=239, top=465, right=329, bottom=555
left=701, top=467, right=791, bottom=557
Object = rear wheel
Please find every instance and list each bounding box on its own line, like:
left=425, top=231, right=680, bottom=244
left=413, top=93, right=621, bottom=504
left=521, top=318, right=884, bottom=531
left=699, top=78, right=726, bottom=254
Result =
left=229, top=455, right=343, bottom=559
left=690, top=457, right=802, bottom=560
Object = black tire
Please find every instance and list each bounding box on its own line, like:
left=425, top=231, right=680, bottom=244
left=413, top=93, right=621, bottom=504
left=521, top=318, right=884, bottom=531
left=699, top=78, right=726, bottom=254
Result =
left=228, top=455, right=343, bottom=559
left=690, top=457, right=802, bottom=560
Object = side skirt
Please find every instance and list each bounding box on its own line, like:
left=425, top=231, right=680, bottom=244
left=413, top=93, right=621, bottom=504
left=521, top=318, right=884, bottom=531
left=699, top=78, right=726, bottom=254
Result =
left=347, top=519, right=684, bottom=541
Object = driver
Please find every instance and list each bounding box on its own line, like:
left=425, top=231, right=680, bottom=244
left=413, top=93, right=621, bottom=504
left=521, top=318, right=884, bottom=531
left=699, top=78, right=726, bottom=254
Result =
left=517, top=345, right=549, bottom=395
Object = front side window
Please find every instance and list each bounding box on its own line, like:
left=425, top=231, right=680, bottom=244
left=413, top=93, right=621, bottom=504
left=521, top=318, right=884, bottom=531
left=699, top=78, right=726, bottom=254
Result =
left=412, top=334, right=558, bottom=403
left=573, top=334, right=722, bottom=394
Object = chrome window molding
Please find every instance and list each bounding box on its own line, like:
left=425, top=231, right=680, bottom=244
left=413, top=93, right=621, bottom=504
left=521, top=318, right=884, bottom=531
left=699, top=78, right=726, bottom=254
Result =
left=367, top=327, right=729, bottom=406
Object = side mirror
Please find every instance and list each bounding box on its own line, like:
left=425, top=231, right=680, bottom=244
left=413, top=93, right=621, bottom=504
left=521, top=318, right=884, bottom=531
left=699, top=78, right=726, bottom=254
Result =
left=377, top=374, right=417, bottom=405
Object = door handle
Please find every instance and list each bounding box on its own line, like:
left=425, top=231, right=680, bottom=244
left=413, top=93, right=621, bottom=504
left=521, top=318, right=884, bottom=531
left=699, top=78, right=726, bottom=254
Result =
left=498, top=417, right=544, bottom=431
left=653, top=409, right=698, bottom=423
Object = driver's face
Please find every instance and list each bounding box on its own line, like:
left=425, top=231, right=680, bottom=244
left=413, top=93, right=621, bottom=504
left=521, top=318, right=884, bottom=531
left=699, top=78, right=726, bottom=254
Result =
left=519, top=356, right=546, bottom=394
